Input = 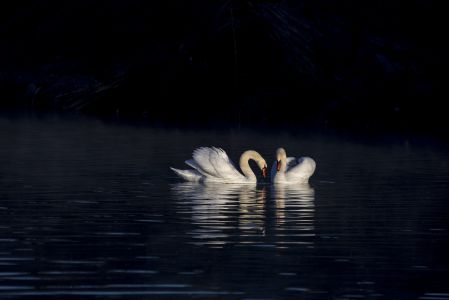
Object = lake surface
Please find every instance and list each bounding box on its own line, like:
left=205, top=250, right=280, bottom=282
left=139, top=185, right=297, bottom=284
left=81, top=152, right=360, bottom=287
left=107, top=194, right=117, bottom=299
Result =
left=1, top=115, right=448, bottom=299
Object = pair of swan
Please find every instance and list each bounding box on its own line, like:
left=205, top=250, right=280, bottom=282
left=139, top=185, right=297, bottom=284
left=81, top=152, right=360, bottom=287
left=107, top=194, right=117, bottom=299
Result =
left=170, top=147, right=316, bottom=184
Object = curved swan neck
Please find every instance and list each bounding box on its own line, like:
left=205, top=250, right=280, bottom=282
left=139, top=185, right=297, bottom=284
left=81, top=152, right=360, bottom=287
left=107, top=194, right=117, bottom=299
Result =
left=239, top=150, right=264, bottom=180
left=278, top=150, right=288, bottom=173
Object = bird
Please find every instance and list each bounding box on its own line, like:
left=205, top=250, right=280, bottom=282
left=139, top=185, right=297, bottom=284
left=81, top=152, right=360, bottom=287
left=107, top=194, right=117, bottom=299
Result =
left=271, top=147, right=316, bottom=184
left=170, top=147, right=268, bottom=184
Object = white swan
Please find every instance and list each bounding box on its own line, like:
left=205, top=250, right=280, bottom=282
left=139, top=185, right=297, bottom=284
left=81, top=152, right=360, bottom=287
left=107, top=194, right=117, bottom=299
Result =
left=271, top=147, right=316, bottom=184
left=170, top=147, right=268, bottom=184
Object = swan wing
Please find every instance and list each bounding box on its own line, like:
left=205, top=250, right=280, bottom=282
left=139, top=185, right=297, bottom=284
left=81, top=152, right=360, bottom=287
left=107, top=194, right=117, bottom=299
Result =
left=208, top=147, right=245, bottom=180
left=185, top=159, right=209, bottom=176
left=285, top=157, right=297, bottom=171
left=286, top=157, right=316, bottom=182
left=192, top=147, right=244, bottom=180
left=270, top=157, right=296, bottom=177
left=170, top=167, right=203, bottom=182
left=192, top=147, right=222, bottom=178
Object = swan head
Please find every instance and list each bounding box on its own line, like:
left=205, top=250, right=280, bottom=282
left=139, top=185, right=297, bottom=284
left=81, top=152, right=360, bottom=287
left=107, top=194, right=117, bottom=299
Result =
left=240, top=150, right=268, bottom=178
left=255, top=157, right=268, bottom=178
left=261, top=164, right=268, bottom=178
left=254, top=155, right=268, bottom=178
left=275, top=147, right=287, bottom=171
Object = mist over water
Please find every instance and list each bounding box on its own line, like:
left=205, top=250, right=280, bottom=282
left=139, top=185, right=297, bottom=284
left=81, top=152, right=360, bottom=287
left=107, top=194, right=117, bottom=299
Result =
left=1, top=115, right=448, bottom=299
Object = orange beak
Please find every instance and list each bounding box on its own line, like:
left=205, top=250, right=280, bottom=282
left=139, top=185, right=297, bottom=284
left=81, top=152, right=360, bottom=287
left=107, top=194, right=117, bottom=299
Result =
left=262, top=166, right=267, bottom=178
left=276, top=160, right=281, bottom=171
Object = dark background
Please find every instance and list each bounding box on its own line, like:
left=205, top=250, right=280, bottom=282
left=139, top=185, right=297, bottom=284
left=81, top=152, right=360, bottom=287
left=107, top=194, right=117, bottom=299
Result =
left=1, top=0, right=447, bottom=135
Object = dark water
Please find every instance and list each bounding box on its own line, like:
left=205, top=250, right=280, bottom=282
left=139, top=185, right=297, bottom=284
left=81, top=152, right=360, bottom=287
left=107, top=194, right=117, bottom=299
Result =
left=1, top=116, right=448, bottom=299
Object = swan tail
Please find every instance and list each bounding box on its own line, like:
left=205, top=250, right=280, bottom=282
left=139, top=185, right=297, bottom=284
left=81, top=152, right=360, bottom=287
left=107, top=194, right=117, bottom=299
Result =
left=170, top=167, right=202, bottom=182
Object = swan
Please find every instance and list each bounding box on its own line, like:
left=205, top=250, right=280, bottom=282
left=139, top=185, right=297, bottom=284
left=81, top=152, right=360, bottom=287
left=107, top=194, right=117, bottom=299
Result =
left=271, top=147, right=316, bottom=184
left=170, top=147, right=268, bottom=184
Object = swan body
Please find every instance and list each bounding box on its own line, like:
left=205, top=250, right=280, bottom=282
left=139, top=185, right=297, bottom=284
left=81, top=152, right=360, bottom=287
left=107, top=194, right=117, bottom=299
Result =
left=271, top=147, right=316, bottom=184
left=171, top=147, right=267, bottom=184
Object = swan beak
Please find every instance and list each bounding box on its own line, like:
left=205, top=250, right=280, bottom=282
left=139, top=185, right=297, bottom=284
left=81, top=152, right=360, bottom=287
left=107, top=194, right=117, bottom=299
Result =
left=276, top=160, right=281, bottom=171
left=262, top=166, right=268, bottom=178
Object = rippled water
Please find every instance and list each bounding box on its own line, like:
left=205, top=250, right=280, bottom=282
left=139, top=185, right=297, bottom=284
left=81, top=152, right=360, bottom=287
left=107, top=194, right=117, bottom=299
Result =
left=1, top=115, right=448, bottom=299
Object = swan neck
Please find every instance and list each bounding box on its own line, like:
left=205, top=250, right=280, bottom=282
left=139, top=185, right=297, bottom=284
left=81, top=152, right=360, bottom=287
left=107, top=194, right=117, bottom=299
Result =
left=239, top=150, right=262, bottom=180
left=279, top=153, right=288, bottom=172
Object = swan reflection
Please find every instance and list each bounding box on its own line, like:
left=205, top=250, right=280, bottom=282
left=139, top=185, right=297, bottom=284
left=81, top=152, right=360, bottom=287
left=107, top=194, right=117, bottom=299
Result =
left=172, top=182, right=267, bottom=247
left=171, top=182, right=316, bottom=248
left=271, top=183, right=316, bottom=247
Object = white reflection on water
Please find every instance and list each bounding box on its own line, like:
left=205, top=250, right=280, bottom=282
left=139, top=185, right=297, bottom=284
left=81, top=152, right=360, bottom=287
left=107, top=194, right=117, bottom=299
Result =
left=272, top=183, right=315, bottom=225
left=271, top=184, right=316, bottom=247
left=172, top=183, right=262, bottom=247
left=172, top=182, right=315, bottom=248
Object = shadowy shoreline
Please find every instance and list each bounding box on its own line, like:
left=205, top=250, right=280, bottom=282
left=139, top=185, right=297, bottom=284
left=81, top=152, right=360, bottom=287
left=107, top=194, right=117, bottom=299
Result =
left=1, top=1, right=447, bottom=137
